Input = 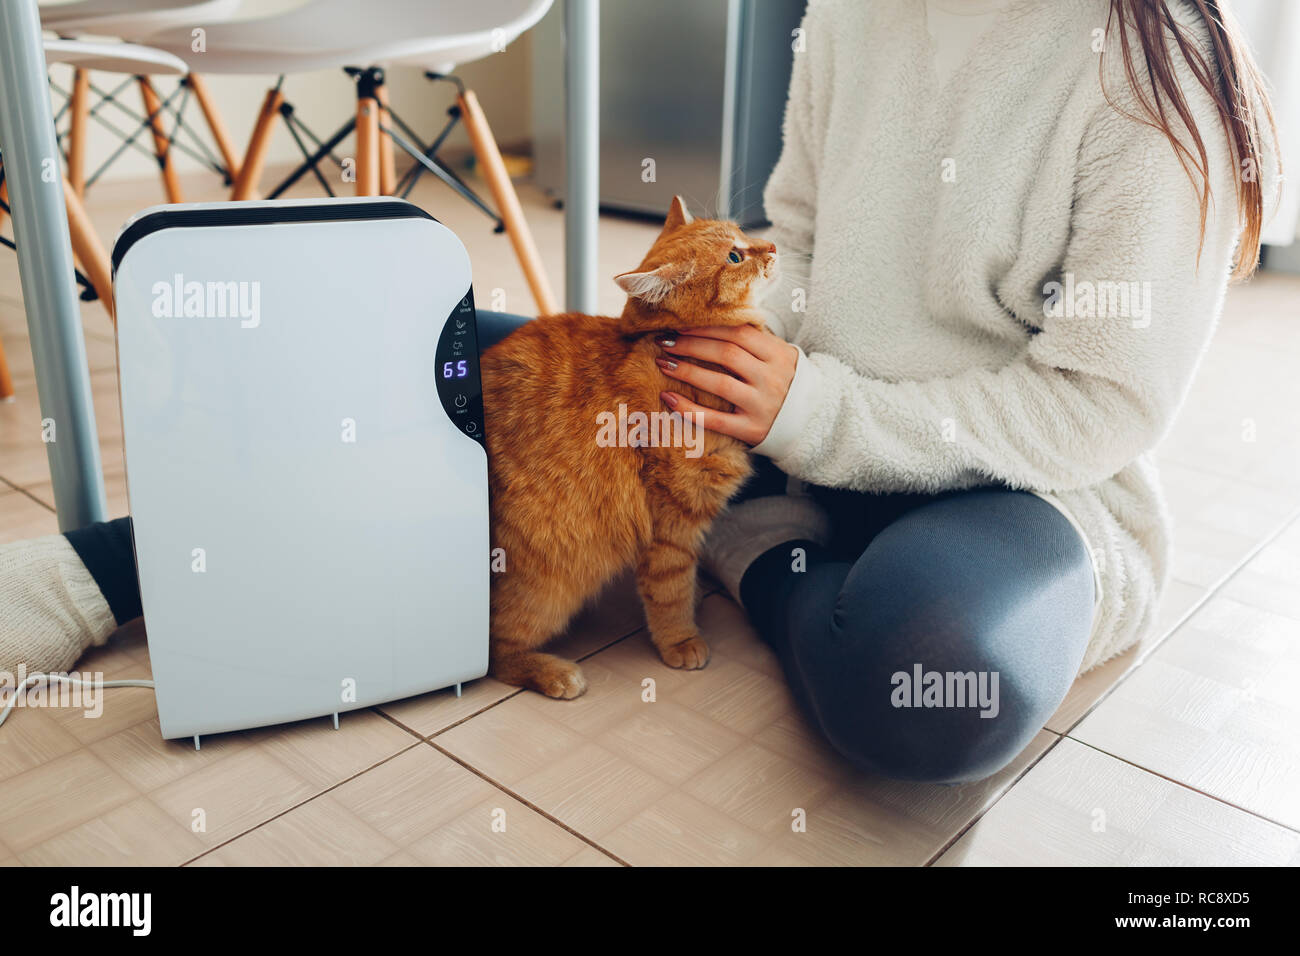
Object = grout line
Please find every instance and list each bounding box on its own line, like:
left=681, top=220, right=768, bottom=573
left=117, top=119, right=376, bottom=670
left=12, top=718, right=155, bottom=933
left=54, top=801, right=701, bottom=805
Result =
left=1064, top=736, right=1300, bottom=836
left=420, top=623, right=647, bottom=742
left=1053, top=505, right=1300, bottom=739
left=421, top=736, right=630, bottom=867
left=177, top=617, right=653, bottom=864
left=922, top=730, right=1065, bottom=867
left=179, top=740, right=427, bottom=866
left=370, top=704, right=434, bottom=741
left=0, top=475, right=56, bottom=513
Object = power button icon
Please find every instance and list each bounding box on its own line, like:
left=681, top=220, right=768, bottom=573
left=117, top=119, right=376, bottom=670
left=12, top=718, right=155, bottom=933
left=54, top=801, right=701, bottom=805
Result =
left=454, top=394, right=468, bottom=408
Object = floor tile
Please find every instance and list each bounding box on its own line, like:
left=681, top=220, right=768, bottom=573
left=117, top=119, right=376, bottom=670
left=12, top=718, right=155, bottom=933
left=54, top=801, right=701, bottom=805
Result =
left=149, top=747, right=318, bottom=848
left=1071, top=595, right=1300, bottom=830
left=326, top=745, right=496, bottom=844
left=19, top=796, right=204, bottom=867
left=0, top=487, right=57, bottom=543
left=401, top=792, right=593, bottom=866
left=0, top=749, right=138, bottom=854
left=935, top=737, right=1300, bottom=866
left=187, top=794, right=398, bottom=866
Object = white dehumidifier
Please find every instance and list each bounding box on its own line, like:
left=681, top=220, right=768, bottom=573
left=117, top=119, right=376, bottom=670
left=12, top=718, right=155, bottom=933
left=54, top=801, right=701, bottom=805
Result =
left=111, top=197, right=489, bottom=745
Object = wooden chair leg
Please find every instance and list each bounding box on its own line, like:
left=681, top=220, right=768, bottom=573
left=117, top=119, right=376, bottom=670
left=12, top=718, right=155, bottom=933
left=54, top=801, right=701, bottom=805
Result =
left=354, top=94, right=380, bottom=197
left=186, top=73, right=241, bottom=183
left=456, top=88, right=559, bottom=315
left=375, top=84, right=397, bottom=196
left=68, top=68, right=91, bottom=197
left=63, top=178, right=115, bottom=324
left=0, top=175, right=8, bottom=237
left=0, top=334, right=14, bottom=401
left=139, top=77, right=184, bottom=203
left=231, top=87, right=284, bottom=201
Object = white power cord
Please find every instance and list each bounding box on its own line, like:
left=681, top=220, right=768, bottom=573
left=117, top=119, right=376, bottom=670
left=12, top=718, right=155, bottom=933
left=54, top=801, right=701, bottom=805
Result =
left=0, top=672, right=155, bottom=730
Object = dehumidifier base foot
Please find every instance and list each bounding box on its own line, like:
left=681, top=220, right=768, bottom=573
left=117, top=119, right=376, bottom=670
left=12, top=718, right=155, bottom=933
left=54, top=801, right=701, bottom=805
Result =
left=332, top=712, right=340, bottom=730
left=455, top=682, right=462, bottom=698
left=193, top=735, right=200, bottom=751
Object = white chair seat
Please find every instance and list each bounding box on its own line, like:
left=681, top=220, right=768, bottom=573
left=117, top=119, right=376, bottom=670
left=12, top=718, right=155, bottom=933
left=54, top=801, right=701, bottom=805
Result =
left=146, top=0, right=551, bottom=75
left=40, top=0, right=243, bottom=42
left=43, top=37, right=189, bottom=75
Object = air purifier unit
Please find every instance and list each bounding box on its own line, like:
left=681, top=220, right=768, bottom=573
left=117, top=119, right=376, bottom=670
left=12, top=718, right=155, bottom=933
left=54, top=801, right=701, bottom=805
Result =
left=112, top=197, right=489, bottom=745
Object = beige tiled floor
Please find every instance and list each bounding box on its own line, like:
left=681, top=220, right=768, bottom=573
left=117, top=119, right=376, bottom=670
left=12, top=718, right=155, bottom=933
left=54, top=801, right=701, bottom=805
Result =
left=2, top=163, right=1298, bottom=866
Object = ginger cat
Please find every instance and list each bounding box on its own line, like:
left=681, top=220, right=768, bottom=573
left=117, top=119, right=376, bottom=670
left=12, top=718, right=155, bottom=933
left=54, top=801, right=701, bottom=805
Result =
left=480, top=196, right=778, bottom=698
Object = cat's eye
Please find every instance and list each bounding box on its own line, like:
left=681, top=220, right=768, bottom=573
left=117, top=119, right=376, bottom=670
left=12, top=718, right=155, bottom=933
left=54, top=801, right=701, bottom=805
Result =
left=728, top=249, right=743, bottom=264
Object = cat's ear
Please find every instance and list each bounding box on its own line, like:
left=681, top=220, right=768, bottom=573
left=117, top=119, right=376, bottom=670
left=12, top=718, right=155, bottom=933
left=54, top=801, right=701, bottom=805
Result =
left=614, top=262, right=690, bottom=305
left=663, top=195, right=694, bottom=231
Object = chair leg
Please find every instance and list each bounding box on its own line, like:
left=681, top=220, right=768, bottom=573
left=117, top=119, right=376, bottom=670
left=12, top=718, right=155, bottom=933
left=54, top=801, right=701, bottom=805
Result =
left=375, top=83, right=397, bottom=196
left=139, top=77, right=184, bottom=203
left=0, top=334, right=14, bottom=401
left=68, top=68, right=91, bottom=197
left=63, top=178, right=115, bottom=324
left=186, top=73, right=241, bottom=183
left=231, top=87, right=285, bottom=201
left=456, top=88, right=559, bottom=315
left=0, top=163, right=14, bottom=396
left=354, top=93, right=380, bottom=197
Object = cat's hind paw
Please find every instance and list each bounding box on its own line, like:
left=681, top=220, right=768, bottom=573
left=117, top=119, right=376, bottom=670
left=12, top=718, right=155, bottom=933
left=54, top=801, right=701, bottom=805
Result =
left=658, top=635, right=711, bottom=670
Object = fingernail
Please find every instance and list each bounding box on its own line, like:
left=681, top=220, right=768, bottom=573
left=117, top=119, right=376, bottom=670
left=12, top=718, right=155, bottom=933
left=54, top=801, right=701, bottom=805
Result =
left=656, top=357, right=678, bottom=370
left=658, top=337, right=677, bottom=347
left=661, top=391, right=678, bottom=408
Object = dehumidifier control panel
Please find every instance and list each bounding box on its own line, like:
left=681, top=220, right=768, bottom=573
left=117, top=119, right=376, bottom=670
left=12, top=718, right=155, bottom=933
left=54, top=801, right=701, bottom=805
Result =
left=435, top=289, right=485, bottom=447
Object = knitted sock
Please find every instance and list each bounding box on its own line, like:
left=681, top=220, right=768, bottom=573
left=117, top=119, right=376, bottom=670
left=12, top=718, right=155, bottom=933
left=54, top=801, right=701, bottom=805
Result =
left=0, top=533, right=117, bottom=676
left=700, top=493, right=833, bottom=605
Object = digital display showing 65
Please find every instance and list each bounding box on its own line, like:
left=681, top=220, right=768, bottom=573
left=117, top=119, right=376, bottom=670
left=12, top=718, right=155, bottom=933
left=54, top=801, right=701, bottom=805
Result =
left=434, top=289, right=484, bottom=447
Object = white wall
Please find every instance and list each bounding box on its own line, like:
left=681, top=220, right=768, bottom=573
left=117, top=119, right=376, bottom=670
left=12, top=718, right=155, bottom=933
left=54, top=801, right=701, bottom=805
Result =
left=44, top=0, right=535, bottom=186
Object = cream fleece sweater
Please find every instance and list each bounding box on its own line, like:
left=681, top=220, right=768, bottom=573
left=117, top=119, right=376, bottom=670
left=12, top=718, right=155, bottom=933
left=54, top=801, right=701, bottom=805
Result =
left=746, top=0, right=1279, bottom=671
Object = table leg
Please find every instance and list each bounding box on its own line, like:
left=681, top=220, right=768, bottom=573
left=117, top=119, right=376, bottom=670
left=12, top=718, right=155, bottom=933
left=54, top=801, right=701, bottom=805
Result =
left=0, top=0, right=106, bottom=530
left=564, top=0, right=600, bottom=314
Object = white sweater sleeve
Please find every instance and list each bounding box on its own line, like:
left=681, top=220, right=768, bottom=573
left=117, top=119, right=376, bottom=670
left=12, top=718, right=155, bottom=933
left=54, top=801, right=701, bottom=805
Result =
left=755, top=92, right=1252, bottom=493
left=755, top=7, right=823, bottom=342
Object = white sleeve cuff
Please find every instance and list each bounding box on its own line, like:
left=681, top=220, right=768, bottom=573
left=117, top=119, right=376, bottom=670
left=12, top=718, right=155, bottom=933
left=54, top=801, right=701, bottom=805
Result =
left=750, top=345, right=824, bottom=461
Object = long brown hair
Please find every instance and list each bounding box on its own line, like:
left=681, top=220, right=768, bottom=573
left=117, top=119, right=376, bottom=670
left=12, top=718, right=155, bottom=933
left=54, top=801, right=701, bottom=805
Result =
left=1104, top=0, right=1278, bottom=280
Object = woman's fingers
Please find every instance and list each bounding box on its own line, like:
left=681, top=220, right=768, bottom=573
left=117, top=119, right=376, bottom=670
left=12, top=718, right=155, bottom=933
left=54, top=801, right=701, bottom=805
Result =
left=661, top=332, right=766, bottom=383
left=660, top=391, right=761, bottom=444
left=655, top=355, right=755, bottom=406
left=677, top=323, right=784, bottom=362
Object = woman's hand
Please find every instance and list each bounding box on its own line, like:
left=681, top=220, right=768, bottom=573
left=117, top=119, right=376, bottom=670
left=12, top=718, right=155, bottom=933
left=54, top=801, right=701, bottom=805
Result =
left=655, top=324, right=799, bottom=446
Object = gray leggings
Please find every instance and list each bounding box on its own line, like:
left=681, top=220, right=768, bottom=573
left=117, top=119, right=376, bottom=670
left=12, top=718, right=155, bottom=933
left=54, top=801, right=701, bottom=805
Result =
left=737, top=461, right=1096, bottom=783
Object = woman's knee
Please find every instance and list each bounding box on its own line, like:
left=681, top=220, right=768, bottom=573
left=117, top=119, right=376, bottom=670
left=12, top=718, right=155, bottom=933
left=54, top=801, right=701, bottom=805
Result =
left=793, top=491, right=1095, bottom=783
left=808, top=607, right=1051, bottom=783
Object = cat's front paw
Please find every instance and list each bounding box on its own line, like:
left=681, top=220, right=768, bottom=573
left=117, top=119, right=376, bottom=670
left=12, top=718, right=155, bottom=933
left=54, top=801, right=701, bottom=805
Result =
left=658, top=635, right=711, bottom=670
left=534, top=660, right=589, bottom=699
